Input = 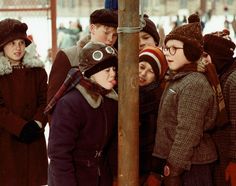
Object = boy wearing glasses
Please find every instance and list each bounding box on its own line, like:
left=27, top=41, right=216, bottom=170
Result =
left=152, top=14, right=218, bottom=186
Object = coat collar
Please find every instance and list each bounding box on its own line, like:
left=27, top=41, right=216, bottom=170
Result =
left=76, top=84, right=118, bottom=108
left=0, top=43, right=44, bottom=76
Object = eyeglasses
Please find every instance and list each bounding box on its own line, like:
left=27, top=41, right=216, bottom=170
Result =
left=162, top=46, right=183, bottom=56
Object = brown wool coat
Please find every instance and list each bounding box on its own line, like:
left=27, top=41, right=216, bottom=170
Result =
left=0, top=46, right=48, bottom=186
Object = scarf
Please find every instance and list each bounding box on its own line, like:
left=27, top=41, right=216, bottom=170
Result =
left=44, top=67, right=110, bottom=114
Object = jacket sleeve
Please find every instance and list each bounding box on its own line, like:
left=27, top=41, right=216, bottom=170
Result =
left=48, top=97, right=81, bottom=186
left=168, top=77, right=216, bottom=170
left=33, top=68, right=48, bottom=127
left=47, top=50, right=72, bottom=103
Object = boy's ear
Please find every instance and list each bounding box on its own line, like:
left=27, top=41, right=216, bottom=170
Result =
left=89, top=24, right=96, bottom=35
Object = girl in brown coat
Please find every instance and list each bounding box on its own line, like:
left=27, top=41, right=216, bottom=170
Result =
left=0, top=18, right=48, bottom=186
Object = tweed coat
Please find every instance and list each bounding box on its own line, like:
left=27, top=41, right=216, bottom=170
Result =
left=48, top=84, right=118, bottom=186
left=212, top=64, right=236, bottom=186
left=0, top=43, right=48, bottom=186
left=153, top=71, right=218, bottom=171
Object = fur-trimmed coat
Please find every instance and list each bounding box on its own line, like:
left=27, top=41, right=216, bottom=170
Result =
left=48, top=84, right=118, bottom=186
left=0, top=43, right=48, bottom=186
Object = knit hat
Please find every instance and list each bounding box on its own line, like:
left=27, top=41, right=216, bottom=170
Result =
left=139, top=46, right=168, bottom=81
left=165, top=13, right=203, bottom=62
left=204, top=29, right=235, bottom=58
left=203, top=29, right=236, bottom=74
left=0, top=18, right=31, bottom=51
left=79, top=41, right=118, bottom=78
left=90, top=8, right=118, bottom=28
left=141, top=15, right=160, bottom=46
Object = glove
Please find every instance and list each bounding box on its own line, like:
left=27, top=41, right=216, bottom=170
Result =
left=225, top=162, right=236, bottom=186
left=145, top=173, right=161, bottom=186
left=19, top=120, right=42, bottom=143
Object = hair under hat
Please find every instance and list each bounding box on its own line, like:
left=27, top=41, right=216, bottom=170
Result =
left=139, top=46, right=168, bottom=81
left=90, top=8, right=118, bottom=28
left=141, top=15, right=160, bottom=46
left=0, top=18, right=31, bottom=51
left=165, top=13, right=203, bottom=62
left=79, top=41, right=118, bottom=78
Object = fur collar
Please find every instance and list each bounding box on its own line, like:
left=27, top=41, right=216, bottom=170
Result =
left=76, top=84, right=118, bottom=108
left=0, top=43, right=44, bottom=76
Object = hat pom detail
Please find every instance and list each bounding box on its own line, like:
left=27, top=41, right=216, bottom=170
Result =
left=188, top=14, right=200, bottom=23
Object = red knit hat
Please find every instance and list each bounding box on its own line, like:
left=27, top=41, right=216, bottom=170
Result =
left=165, top=13, right=203, bottom=62
left=0, top=18, right=31, bottom=51
left=139, top=46, right=168, bottom=81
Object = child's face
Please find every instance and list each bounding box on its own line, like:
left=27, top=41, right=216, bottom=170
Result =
left=163, top=39, right=190, bottom=71
left=3, top=39, right=26, bottom=62
left=139, top=31, right=156, bottom=51
left=139, top=61, right=155, bottom=86
left=90, top=24, right=118, bottom=46
left=90, top=66, right=117, bottom=90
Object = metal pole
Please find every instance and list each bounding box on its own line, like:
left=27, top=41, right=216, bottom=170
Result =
left=50, top=0, right=57, bottom=60
left=118, top=0, right=139, bottom=185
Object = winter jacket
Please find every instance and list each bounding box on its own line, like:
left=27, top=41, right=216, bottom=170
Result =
left=153, top=71, right=218, bottom=170
left=0, top=44, right=48, bottom=186
left=212, top=63, right=236, bottom=186
left=48, top=84, right=118, bottom=186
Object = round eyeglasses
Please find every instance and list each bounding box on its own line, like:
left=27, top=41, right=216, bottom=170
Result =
left=162, top=46, right=183, bottom=56
left=92, top=46, right=117, bottom=61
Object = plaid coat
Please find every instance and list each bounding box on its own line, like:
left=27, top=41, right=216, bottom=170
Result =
left=153, top=71, right=218, bottom=170
left=212, top=64, right=236, bottom=186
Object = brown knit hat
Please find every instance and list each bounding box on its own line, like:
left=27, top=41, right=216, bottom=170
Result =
left=90, top=8, right=118, bottom=28
left=204, top=29, right=235, bottom=58
left=165, top=13, right=203, bottom=62
left=0, top=18, right=31, bottom=51
left=79, top=41, right=118, bottom=78
left=141, top=15, right=160, bottom=46
left=139, top=46, right=168, bottom=81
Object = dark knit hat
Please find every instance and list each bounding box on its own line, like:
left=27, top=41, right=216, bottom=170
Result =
left=203, top=29, right=235, bottom=74
left=90, top=8, right=118, bottom=28
left=139, top=46, right=168, bottom=81
left=79, top=41, right=118, bottom=78
left=204, top=29, right=235, bottom=58
left=165, top=13, right=203, bottom=62
left=0, top=18, right=31, bottom=51
left=141, top=15, right=160, bottom=46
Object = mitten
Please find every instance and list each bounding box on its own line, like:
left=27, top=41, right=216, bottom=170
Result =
left=145, top=173, right=161, bottom=186
left=19, top=120, right=42, bottom=143
left=225, top=162, right=236, bottom=186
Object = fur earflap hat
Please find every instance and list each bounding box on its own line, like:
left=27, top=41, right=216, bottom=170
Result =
left=79, top=41, right=117, bottom=78
left=141, top=15, right=160, bottom=46
left=90, top=8, right=118, bottom=28
left=0, top=18, right=31, bottom=51
left=165, top=13, right=203, bottom=62
left=139, top=46, right=168, bottom=81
